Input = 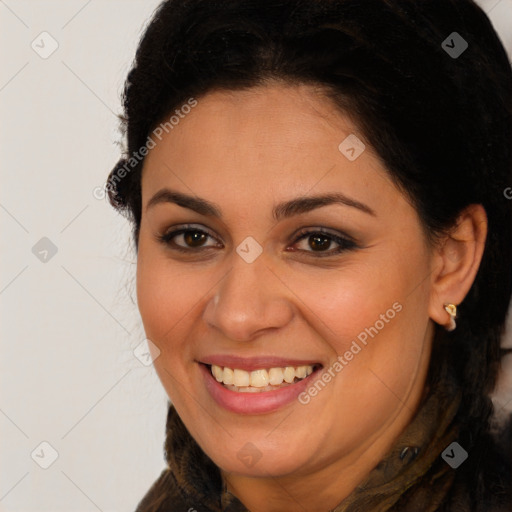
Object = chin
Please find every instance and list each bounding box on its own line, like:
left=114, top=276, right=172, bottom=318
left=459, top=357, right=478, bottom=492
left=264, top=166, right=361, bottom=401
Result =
left=210, top=442, right=311, bottom=478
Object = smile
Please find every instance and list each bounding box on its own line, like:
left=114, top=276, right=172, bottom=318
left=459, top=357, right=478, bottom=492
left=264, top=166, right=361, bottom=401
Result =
left=209, top=364, right=316, bottom=392
left=200, top=361, right=323, bottom=414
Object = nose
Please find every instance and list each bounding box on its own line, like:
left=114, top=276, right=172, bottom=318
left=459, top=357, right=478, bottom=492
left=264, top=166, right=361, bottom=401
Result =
left=202, top=253, right=294, bottom=342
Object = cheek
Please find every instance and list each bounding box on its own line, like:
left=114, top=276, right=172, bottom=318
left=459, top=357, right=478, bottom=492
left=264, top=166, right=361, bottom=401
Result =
left=135, top=243, right=212, bottom=407
left=278, top=256, right=414, bottom=349
left=290, top=264, right=430, bottom=438
left=285, top=246, right=431, bottom=387
left=136, top=236, right=207, bottom=346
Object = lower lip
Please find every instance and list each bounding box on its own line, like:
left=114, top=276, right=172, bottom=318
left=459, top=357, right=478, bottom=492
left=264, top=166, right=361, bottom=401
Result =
left=200, top=363, right=321, bottom=415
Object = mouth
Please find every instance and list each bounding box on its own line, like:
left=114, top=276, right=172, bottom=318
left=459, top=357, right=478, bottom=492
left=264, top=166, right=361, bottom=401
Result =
left=204, top=363, right=322, bottom=393
left=199, top=360, right=324, bottom=414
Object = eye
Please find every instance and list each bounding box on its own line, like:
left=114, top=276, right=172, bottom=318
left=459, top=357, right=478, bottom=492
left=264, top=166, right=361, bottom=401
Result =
left=158, top=225, right=221, bottom=252
left=157, top=225, right=358, bottom=257
left=289, top=228, right=357, bottom=256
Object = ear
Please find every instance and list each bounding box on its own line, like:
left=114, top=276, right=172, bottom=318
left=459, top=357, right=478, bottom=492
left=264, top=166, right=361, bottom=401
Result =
left=428, top=204, right=487, bottom=330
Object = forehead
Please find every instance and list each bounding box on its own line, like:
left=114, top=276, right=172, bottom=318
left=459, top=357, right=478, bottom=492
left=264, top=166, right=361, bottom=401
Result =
left=140, top=83, right=396, bottom=213
left=147, top=83, right=358, bottom=153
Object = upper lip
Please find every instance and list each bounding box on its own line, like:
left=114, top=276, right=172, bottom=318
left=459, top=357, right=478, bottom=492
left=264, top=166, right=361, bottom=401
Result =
left=198, top=355, right=323, bottom=372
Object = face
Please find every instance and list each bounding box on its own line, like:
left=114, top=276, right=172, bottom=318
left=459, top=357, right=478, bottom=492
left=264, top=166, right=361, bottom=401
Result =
left=136, top=83, right=436, bottom=480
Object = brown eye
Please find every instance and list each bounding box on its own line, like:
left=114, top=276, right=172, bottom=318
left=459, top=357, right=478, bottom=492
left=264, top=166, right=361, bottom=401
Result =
left=183, top=230, right=208, bottom=247
left=291, top=228, right=357, bottom=257
left=308, top=234, right=333, bottom=251
left=158, top=225, right=221, bottom=252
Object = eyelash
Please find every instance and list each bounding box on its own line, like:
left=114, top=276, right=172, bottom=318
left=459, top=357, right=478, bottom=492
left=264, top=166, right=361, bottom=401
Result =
left=157, top=225, right=358, bottom=257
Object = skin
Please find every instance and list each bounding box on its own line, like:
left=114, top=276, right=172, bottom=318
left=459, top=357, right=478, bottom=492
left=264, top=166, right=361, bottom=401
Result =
left=136, top=82, right=487, bottom=512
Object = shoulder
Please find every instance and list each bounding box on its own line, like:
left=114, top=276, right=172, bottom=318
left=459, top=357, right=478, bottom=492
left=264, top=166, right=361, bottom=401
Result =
left=133, top=467, right=222, bottom=512
left=133, top=468, right=179, bottom=512
left=133, top=468, right=195, bottom=512
left=444, top=413, right=512, bottom=512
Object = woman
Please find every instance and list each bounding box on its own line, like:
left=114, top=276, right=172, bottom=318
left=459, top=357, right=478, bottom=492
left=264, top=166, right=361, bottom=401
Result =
left=106, top=0, right=512, bottom=510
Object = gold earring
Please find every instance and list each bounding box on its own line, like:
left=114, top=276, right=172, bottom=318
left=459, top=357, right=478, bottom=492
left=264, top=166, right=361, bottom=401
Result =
left=443, top=303, right=457, bottom=331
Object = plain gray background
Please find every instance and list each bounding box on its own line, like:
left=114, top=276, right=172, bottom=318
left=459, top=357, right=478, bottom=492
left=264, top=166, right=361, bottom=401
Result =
left=1, top=1, right=511, bottom=510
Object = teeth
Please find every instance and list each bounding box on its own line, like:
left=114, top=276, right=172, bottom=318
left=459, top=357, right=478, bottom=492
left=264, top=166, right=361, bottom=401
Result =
left=296, top=366, right=307, bottom=379
left=212, top=365, right=223, bottom=382
left=283, top=366, right=296, bottom=383
left=250, top=369, right=269, bottom=387
left=233, top=369, right=250, bottom=387
left=236, top=386, right=262, bottom=393
left=210, top=364, right=316, bottom=390
left=223, top=367, right=234, bottom=385
left=268, top=367, right=284, bottom=385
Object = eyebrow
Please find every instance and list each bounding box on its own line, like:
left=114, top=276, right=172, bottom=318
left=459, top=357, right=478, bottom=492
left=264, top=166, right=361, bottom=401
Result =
left=146, top=188, right=376, bottom=220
